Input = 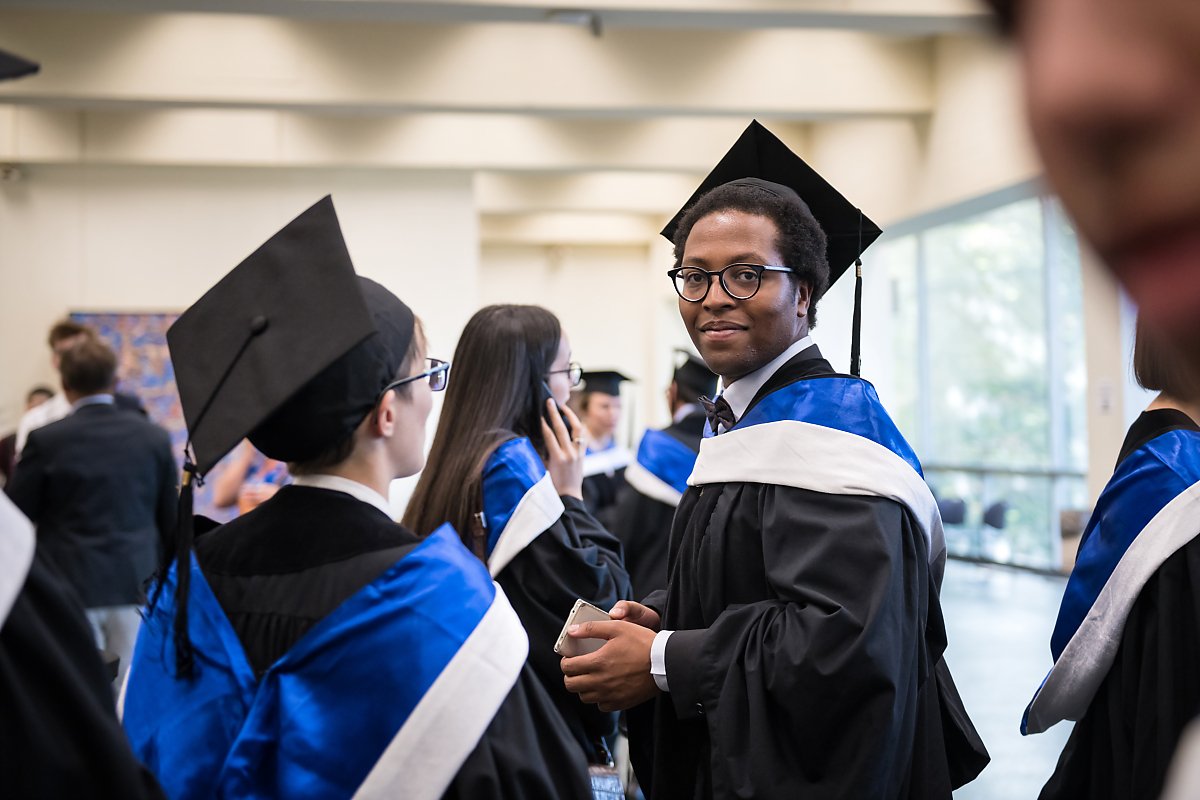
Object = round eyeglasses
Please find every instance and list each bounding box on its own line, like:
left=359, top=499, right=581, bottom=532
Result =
left=378, top=358, right=450, bottom=401
left=546, top=361, right=583, bottom=387
left=667, top=263, right=796, bottom=302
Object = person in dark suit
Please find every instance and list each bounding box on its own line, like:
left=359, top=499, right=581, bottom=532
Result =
left=6, top=337, right=177, bottom=684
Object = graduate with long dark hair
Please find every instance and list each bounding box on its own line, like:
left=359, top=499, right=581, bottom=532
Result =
left=405, top=304, right=633, bottom=769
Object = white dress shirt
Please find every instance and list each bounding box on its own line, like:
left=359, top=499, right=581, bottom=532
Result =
left=15, top=393, right=70, bottom=456
left=650, top=334, right=816, bottom=692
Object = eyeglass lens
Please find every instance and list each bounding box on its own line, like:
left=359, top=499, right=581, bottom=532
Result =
left=674, top=265, right=762, bottom=301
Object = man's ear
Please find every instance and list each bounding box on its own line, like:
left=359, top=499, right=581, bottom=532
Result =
left=795, top=281, right=812, bottom=319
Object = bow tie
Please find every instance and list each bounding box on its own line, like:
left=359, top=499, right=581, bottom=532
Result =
left=699, top=395, right=736, bottom=434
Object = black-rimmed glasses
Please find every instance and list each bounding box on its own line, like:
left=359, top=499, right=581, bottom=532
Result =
left=546, top=361, right=583, bottom=387
left=667, top=263, right=796, bottom=302
left=378, top=358, right=450, bottom=401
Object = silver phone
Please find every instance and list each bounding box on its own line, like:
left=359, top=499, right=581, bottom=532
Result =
left=554, top=598, right=611, bottom=657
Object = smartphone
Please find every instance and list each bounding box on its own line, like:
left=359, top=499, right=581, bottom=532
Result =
left=554, top=598, right=611, bottom=656
left=537, top=379, right=574, bottom=435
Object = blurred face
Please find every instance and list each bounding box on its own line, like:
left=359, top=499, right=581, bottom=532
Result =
left=388, top=338, right=435, bottom=479
left=26, top=392, right=52, bottom=411
left=1013, top=0, right=1200, bottom=349
left=583, top=393, right=621, bottom=439
left=546, top=336, right=573, bottom=406
left=678, top=210, right=810, bottom=384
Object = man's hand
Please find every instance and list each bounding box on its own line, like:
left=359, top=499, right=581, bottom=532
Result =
left=561, top=620, right=659, bottom=712
left=608, top=600, right=661, bottom=631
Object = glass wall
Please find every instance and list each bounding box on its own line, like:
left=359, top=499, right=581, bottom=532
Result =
left=879, top=195, right=1088, bottom=569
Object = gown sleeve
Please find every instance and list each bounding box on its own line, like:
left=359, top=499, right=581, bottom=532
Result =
left=0, top=550, right=165, bottom=799
left=1038, top=535, right=1200, bottom=800
left=662, top=485, right=966, bottom=797
left=444, top=663, right=592, bottom=799
left=493, top=495, right=632, bottom=758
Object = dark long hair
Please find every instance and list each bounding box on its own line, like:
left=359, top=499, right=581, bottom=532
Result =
left=403, top=305, right=562, bottom=556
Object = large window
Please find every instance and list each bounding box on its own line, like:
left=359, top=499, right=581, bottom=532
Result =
left=878, top=194, right=1088, bottom=569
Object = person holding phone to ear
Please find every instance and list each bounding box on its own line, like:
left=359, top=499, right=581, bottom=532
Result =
left=406, top=304, right=633, bottom=770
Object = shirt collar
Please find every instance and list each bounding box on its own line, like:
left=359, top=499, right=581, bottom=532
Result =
left=290, top=474, right=394, bottom=519
left=672, top=402, right=702, bottom=424
left=72, top=393, right=114, bottom=411
left=717, top=335, right=814, bottom=429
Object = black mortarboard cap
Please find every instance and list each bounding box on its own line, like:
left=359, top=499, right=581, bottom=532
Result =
left=660, top=120, right=881, bottom=289
left=167, top=195, right=413, bottom=474
left=580, top=370, right=632, bottom=397
left=0, top=49, right=39, bottom=82
left=672, top=349, right=718, bottom=397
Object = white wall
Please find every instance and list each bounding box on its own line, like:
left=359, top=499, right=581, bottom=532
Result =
left=0, top=164, right=477, bottom=509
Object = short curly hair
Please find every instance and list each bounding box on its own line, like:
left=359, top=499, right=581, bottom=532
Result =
left=671, top=181, right=829, bottom=327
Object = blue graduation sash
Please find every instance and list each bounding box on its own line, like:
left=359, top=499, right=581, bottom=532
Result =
left=623, top=428, right=699, bottom=507
left=1022, top=428, right=1200, bottom=735
left=121, top=524, right=527, bottom=800
left=689, top=376, right=942, bottom=570
left=708, top=375, right=923, bottom=476
left=481, top=437, right=564, bottom=577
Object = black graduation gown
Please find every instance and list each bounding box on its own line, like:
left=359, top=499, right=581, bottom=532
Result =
left=0, top=547, right=164, bottom=799
left=630, top=349, right=987, bottom=800
left=194, top=484, right=591, bottom=799
left=1038, top=410, right=1200, bottom=800
left=583, top=467, right=628, bottom=529
left=493, top=494, right=633, bottom=761
left=609, top=411, right=707, bottom=600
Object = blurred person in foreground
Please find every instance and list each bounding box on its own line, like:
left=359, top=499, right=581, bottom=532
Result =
left=990, top=1, right=1200, bottom=796
left=6, top=338, right=176, bottom=685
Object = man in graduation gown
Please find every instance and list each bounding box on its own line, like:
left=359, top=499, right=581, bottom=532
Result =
left=609, top=351, right=715, bottom=599
left=1020, top=322, right=1200, bottom=800
left=121, top=197, right=590, bottom=800
left=578, top=370, right=633, bottom=523
left=561, top=121, right=987, bottom=799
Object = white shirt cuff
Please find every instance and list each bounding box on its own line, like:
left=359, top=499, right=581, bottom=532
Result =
left=650, top=629, right=673, bottom=692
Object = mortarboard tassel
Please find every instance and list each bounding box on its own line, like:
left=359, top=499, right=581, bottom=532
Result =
left=850, top=209, right=865, bottom=378
left=850, top=258, right=863, bottom=378
left=157, top=314, right=270, bottom=680
left=172, top=459, right=197, bottom=678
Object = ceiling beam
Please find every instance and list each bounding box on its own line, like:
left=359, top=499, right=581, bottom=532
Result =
left=0, top=9, right=934, bottom=118
left=0, top=106, right=811, bottom=172
left=0, top=0, right=993, bottom=35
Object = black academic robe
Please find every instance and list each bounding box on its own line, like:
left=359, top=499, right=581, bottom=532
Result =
left=1038, top=410, right=1200, bottom=800
left=0, top=523, right=163, bottom=798
left=609, top=411, right=707, bottom=600
left=494, top=494, right=633, bottom=761
left=583, top=468, right=627, bottom=529
left=194, top=485, right=591, bottom=799
left=630, top=348, right=987, bottom=800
